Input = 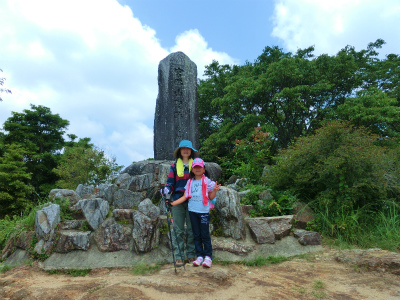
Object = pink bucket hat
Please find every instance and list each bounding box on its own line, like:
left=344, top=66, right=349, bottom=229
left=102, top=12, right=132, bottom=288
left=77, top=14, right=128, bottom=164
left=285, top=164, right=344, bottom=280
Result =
left=191, top=158, right=205, bottom=168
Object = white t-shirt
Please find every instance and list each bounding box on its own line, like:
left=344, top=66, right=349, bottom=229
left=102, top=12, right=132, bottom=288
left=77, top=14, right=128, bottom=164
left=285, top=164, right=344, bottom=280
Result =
left=185, top=178, right=215, bottom=213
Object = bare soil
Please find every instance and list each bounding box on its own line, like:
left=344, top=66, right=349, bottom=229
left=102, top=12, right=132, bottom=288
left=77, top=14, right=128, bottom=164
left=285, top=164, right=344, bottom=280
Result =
left=1, top=246, right=399, bottom=300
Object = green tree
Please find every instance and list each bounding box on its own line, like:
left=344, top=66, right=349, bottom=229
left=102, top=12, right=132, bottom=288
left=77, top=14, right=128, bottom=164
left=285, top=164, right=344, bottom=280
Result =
left=53, top=141, right=122, bottom=190
left=199, top=44, right=362, bottom=157
left=3, top=104, right=69, bottom=197
left=0, top=144, right=34, bottom=217
left=198, top=40, right=400, bottom=181
left=330, top=87, right=400, bottom=142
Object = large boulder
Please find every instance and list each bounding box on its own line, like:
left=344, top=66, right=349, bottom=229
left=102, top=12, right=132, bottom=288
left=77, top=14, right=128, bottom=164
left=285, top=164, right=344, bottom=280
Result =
left=113, top=189, right=143, bottom=209
left=115, top=173, right=132, bottom=189
left=156, top=162, right=173, bottom=185
left=131, top=199, right=161, bottom=253
left=72, top=198, right=109, bottom=230
left=115, top=173, right=153, bottom=192
left=35, top=204, right=60, bottom=241
left=1, top=231, right=35, bottom=260
left=205, top=162, right=222, bottom=182
left=98, top=183, right=118, bottom=205
left=138, top=198, right=160, bottom=220
left=293, top=229, right=322, bottom=246
left=266, top=215, right=294, bottom=240
left=54, top=231, right=91, bottom=253
left=292, top=201, right=315, bottom=229
left=48, top=189, right=81, bottom=206
left=121, top=160, right=164, bottom=176
left=246, top=218, right=275, bottom=244
left=94, top=218, right=132, bottom=252
left=212, top=237, right=255, bottom=256
left=75, top=184, right=95, bottom=199
left=127, top=173, right=154, bottom=192
left=335, top=249, right=400, bottom=275
left=113, top=209, right=135, bottom=224
left=215, top=187, right=246, bottom=240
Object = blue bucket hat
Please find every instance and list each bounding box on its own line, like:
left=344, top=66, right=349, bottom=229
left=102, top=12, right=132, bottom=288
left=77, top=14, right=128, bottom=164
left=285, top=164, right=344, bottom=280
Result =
left=174, top=140, right=198, bottom=158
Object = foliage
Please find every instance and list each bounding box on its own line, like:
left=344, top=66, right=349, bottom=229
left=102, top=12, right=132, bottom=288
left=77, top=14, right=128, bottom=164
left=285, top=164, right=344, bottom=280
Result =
left=0, top=201, right=43, bottom=250
left=265, top=121, right=399, bottom=212
left=329, top=87, right=400, bottom=142
left=51, top=198, right=73, bottom=222
left=266, top=120, right=400, bottom=245
left=230, top=127, right=272, bottom=184
left=53, top=142, right=122, bottom=190
left=160, top=222, right=169, bottom=235
left=324, top=201, right=400, bottom=251
left=198, top=40, right=400, bottom=183
left=80, top=220, right=91, bottom=232
left=0, top=144, right=34, bottom=217
left=240, top=184, right=297, bottom=217
left=2, top=104, right=69, bottom=199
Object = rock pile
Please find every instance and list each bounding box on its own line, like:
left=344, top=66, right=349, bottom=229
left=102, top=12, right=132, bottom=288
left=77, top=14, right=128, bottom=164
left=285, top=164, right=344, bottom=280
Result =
left=2, top=160, right=323, bottom=269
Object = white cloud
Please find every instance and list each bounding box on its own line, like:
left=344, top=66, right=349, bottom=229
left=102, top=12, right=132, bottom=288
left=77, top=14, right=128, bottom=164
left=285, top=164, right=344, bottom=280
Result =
left=271, top=0, right=400, bottom=56
left=171, top=29, right=239, bottom=78
left=0, top=0, right=236, bottom=168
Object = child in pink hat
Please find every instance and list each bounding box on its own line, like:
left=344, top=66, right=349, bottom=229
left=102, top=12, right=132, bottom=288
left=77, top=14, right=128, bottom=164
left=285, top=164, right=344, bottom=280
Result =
left=171, top=158, right=221, bottom=268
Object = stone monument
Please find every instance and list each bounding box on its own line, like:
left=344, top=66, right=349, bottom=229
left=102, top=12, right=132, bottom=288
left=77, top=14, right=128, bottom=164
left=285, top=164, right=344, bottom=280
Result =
left=153, top=51, right=199, bottom=160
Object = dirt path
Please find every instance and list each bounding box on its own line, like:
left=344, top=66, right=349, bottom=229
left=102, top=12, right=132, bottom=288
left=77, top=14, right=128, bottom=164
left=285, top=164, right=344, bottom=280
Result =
left=1, top=247, right=399, bottom=300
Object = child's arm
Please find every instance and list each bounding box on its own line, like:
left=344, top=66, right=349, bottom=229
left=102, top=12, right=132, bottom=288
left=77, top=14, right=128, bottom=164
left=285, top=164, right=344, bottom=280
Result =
left=171, top=195, right=189, bottom=206
left=208, top=181, right=221, bottom=200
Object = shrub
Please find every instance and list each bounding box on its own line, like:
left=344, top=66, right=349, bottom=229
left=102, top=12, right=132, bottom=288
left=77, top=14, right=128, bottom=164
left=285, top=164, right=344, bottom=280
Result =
left=265, top=121, right=400, bottom=240
left=240, top=184, right=297, bottom=217
left=265, top=121, right=399, bottom=214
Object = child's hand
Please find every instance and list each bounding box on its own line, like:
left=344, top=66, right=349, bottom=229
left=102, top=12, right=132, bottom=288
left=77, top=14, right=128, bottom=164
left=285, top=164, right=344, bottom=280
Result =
left=213, top=181, right=221, bottom=192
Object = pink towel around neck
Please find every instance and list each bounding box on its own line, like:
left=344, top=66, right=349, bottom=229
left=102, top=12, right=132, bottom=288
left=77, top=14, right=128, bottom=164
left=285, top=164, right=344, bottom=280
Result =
left=185, top=175, right=209, bottom=205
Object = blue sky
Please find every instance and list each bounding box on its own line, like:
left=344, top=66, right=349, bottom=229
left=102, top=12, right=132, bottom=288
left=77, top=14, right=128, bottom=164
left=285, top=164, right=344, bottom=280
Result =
left=1, top=0, right=399, bottom=169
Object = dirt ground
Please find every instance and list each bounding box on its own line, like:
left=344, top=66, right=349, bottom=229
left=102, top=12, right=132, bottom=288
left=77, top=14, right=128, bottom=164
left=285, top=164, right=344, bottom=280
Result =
left=1, top=246, right=399, bottom=300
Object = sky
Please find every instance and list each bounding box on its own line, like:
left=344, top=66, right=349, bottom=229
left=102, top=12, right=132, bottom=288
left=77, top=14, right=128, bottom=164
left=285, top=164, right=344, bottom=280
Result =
left=1, top=0, right=399, bottom=168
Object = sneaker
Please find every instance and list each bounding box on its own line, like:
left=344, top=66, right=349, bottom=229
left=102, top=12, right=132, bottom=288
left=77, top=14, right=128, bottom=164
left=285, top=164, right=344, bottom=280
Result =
left=202, top=256, right=212, bottom=268
left=193, top=256, right=203, bottom=266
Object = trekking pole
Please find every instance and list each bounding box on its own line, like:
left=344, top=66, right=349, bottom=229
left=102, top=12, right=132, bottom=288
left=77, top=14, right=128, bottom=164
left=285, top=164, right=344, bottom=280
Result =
left=164, top=194, right=185, bottom=272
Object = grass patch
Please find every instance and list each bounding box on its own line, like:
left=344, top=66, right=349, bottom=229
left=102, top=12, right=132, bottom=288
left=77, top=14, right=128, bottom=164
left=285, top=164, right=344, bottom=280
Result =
left=311, top=290, right=327, bottom=298
left=0, top=264, right=13, bottom=273
left=313, top=280, right=325, bottom=289
left=46, top=268, right=91, bottom=277
left=160, top=222, right=169, bottom=235
left=215, top=255, right=290, bottom=267
left=310, top=201, right=400, bottom=253
left=80, top=220, right=91, bottom=232
left=131, top=263, right=161, bottom=275
left=293, top=252, right=319, bottom=262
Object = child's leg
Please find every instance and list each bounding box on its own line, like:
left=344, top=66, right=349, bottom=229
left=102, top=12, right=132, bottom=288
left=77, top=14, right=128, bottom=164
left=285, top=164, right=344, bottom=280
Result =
left=185, top=207, right=196, bottom=259
left=199, top=213, right=212, bottom=259
left=189, top=211, right=204, bottom=258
